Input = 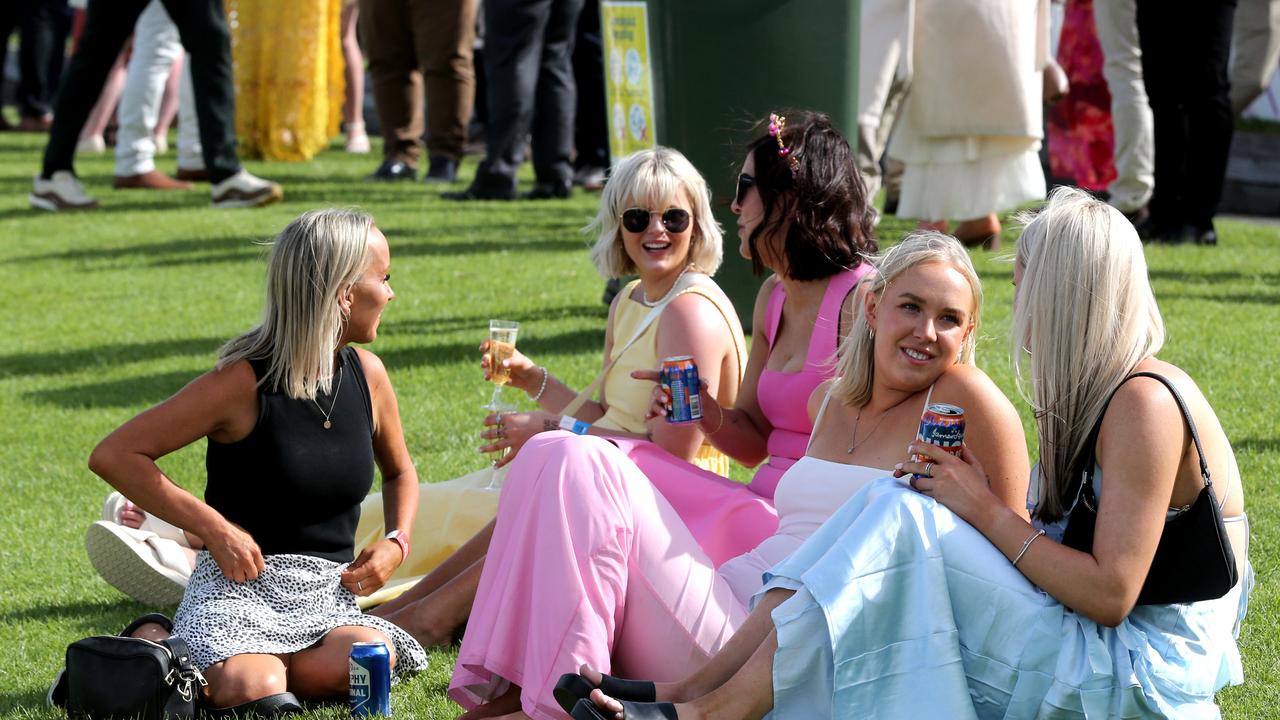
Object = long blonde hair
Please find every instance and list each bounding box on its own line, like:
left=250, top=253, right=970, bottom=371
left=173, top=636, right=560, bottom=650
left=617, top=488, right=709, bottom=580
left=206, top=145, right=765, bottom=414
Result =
left=832, top=231, right=983, bottom=408
left=1013, top=187, right=1165, bottom=522
left=217, top=209, right=374, bottom=400
left=586, top=147, right=723, bottom=278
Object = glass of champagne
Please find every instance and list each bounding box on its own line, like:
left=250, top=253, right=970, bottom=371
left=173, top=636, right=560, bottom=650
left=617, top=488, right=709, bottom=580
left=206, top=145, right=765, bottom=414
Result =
left=484, top=319, right=520, bottom=410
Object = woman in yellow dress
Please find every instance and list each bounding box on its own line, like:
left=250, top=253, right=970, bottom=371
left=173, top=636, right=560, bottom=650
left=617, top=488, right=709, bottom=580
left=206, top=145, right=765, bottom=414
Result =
left=226, top=0, right=346, bottom=161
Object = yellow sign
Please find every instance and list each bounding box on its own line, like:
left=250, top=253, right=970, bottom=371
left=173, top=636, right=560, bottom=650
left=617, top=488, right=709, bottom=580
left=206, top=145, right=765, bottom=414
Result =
left=601, top=1, right=657, bottom=160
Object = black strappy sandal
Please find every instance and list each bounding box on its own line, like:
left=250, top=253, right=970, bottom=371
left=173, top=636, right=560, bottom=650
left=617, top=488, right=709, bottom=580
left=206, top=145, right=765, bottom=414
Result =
left=554, top=672, right=656, bottom=713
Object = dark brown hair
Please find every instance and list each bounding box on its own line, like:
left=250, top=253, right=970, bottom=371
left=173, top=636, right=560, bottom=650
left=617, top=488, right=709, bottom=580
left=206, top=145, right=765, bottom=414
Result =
left=744, top=111, right=877, bottom=280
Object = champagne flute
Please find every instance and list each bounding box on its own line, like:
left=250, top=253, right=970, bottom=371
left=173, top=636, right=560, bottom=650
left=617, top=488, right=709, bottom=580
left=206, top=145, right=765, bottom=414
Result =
left=484, top=319, right=520, bottom=411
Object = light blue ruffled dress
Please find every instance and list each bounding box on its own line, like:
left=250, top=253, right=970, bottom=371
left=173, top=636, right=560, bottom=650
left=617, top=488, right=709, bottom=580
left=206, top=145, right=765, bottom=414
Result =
left=757, top=468, right=1251, bottom=719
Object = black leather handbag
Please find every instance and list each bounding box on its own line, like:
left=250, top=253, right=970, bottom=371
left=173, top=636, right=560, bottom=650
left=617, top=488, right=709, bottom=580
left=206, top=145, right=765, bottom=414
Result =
left=58, top=634, right=205, bottom=720
left=1061, top=372, right=1238, bottom=606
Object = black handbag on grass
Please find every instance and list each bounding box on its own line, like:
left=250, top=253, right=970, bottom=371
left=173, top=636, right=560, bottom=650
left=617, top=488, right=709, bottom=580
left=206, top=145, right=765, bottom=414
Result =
left=1060, top=371, right=1238, bottom=606
left=59, top=634, right=205, bottom=720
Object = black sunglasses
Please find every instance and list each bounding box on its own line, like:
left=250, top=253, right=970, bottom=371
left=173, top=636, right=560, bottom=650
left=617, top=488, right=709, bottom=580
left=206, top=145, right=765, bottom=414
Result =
left=735, top=173, right=756, bottom=205
left=621, top=207, right=692, bottom=234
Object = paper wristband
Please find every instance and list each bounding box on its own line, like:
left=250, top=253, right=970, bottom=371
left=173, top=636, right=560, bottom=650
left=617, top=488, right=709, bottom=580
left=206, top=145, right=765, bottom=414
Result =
left=558, top=416, right=591, bottom=435
left=385, top=530, right=410, bottom=562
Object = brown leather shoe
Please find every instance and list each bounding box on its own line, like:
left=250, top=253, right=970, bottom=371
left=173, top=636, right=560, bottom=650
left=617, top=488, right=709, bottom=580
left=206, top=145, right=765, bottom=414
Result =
left=113, top=170, right=193, bottom=190
left=175, top=167, right=211, bottom=182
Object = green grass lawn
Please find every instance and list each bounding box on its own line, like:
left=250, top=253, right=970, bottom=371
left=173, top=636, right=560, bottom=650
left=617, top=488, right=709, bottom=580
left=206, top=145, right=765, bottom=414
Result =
left=0, top=132, right=1276, bottom=718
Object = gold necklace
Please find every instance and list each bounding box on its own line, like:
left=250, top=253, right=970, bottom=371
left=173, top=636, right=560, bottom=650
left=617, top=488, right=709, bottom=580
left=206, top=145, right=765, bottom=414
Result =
left=313, top=369, right=343, bottom=430
left=846, top=405, right=891, bottom=454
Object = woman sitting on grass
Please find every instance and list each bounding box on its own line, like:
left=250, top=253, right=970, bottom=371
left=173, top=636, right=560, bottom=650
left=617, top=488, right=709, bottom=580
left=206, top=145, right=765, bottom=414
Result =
left=367, top=146, right=761, bottom=643
left=86, top=209, right=426, bottom=716
left=572, top=188, right=1251, bottom=720
left=453, top=231, right=1032, bottom=720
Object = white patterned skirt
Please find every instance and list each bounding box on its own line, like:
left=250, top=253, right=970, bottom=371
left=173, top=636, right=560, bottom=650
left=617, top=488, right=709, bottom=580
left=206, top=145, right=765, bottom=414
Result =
left=173, top=553, right=427, bottom=679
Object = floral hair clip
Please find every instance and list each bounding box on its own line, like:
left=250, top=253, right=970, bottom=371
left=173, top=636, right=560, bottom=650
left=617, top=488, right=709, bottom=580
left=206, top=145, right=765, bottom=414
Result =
left=769, top=113, right=800, bottom=177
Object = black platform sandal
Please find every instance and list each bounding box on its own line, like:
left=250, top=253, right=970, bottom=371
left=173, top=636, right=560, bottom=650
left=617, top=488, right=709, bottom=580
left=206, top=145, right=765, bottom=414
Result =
left=554, top=672, right=656, bottom=713
left=201, top=691, right=304, bottom=718
left=571, top=697, right=678, bottom=720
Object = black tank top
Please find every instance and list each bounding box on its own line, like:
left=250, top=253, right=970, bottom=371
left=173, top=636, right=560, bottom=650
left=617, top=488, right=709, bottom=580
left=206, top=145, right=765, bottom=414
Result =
left=205, top=346, right=375, bottom=563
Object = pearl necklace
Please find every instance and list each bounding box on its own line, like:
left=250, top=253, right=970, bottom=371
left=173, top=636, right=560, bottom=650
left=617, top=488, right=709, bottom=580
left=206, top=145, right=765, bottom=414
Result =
left=639, top=266, right=692, bottom=307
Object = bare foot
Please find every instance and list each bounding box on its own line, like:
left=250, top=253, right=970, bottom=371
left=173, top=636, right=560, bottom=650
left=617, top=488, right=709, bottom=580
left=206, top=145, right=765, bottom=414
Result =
left=457, top=683, right=523, bottom=719
left=579, top=664, right=685, bottom=704
left=379, top=601, right=459, bottom=648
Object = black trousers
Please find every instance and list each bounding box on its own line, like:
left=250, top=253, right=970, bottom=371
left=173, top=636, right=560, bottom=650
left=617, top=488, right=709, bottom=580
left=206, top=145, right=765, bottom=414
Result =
left=572, top=0, right=607, bottom=171
left=41, top=0, right=240, bottom=182
left=1135, top=0, right=1237, bottom=232
left=18, top=0, right=72, bottom=120
left=476, top=0, right=584, bottom=188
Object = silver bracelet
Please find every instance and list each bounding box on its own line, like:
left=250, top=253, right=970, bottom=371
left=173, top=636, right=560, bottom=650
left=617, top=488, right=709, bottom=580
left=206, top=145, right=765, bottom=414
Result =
left=1012, top=528, right=1046, bottom=567
left=529, top=366, right=549, bottom=403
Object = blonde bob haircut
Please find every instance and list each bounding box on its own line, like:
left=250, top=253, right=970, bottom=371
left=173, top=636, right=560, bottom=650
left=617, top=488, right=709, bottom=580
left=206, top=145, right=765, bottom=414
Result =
left=1013, top=187, right=1164, bottom=522
left=832, top=231, right=983, bottom=409
left=217, top=208, right=375, bottom=401
left=586, top=147, right=723, bottom=278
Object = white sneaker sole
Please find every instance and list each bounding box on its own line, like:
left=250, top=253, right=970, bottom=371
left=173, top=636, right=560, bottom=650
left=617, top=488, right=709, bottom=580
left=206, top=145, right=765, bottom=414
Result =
left=85, top=521, right=187, bottom=606
left=211, top=184, right=283, bottom=209
left=29, top=193, right=97, bottom=212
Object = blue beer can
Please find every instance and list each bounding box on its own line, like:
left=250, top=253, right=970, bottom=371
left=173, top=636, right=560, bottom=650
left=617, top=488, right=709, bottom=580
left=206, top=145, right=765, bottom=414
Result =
left=349, top=641, right=392, bottom=717
left=661, top=355, right=703, bottom=424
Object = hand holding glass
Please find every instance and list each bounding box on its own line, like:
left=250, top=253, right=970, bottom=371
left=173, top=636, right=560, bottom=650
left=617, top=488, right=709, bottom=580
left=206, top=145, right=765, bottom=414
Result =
left=484, top=320, right=519, bottom=410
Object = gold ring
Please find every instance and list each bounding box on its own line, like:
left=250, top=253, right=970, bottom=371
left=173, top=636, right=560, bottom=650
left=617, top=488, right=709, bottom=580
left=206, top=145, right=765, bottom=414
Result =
left=357, top=580, right=363, bottom=590
left=923, top=462, right=934, bottom=477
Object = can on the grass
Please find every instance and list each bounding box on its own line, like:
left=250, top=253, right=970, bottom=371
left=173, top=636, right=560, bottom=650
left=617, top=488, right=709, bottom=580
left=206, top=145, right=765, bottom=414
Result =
left=912, top=403, right=966, bottom=479
left=349, top=641, right=392, bottom=717
left=661, top=355, right=703, bottom=424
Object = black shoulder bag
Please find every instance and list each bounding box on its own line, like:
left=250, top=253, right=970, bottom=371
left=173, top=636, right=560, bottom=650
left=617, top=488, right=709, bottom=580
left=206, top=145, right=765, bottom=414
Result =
left=55, top=634, right=205, bottom=720
left=1060, top=371, right=1238, bottom=605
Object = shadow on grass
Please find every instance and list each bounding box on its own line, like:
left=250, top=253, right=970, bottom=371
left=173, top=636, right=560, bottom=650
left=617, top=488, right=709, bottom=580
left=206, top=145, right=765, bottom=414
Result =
left=14, top=234, right=269, bottom=268
left=380, top=305, right=607, bottom=338
left=26, top=370, right=195, bottom=408
left=1162, top=289, right=1280, bottom=307
left=379, top=327, right=605, bottom=370
left=0, top=336, right=223, bottom=379
left=1233, top=437, right=1280, bottom=455
left=1148, top=269, right=1280, bottom=286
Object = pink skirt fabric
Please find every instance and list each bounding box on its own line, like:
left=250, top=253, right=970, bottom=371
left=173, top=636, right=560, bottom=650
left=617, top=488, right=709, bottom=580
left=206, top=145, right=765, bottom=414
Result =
left=450, top=433, right=752, bottom=720
left=611, top=438, right=779, bottom=567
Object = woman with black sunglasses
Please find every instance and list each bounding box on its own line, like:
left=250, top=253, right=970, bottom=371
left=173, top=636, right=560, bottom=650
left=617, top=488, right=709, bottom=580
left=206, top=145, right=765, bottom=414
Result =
left=443, top=113, right=888, bottom=720
left=367, top=147, right=755, bottom=646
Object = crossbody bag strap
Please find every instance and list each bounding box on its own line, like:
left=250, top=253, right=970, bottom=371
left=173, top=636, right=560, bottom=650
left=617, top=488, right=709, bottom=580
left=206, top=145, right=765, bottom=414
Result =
left=560, top=272, right=707, bottom=418
left=1074, top=370, right=1214, bottom=510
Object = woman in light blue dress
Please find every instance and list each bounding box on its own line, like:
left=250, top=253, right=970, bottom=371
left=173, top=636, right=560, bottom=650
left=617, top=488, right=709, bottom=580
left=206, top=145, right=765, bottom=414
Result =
left=572, top=187, right=1250, bottom=719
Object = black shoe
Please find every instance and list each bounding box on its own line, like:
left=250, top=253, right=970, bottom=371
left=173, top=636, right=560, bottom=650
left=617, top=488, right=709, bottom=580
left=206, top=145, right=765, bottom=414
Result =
left=883, top=194, right=899, bottom=216
left=442, top=180, right=517, bottom=201
left=365, top=159, right=417, bottom=182
left=201, top=692, right=303, bottom=719
left=1153, top=224, right=1199, bottom=245
left=522, top=179, right=573, bottom=200
left=425, top=155, right=458, bottom=183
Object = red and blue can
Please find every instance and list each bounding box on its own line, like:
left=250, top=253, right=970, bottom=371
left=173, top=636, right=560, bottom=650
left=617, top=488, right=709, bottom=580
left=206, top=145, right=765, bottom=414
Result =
left=661, top=355, right=703, bottom=424
left=349, top=641, right=392, bottom=717
left=912, top=403, right=966, bottom=479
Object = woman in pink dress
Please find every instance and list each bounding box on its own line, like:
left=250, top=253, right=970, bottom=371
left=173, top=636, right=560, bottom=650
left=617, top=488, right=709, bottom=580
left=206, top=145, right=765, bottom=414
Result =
left=372, top=113, right=878, bottom=650
left=448, top=112, right=894, bottom=720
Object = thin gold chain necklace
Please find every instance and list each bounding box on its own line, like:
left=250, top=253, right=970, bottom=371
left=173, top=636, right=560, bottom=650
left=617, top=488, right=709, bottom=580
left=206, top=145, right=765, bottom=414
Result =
left=313, top=368, right=344, bottom=430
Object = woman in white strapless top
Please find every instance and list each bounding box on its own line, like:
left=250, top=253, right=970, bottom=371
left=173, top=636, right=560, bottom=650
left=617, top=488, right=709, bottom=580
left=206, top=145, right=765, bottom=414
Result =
left=568, top=232, right=1035, bottom=720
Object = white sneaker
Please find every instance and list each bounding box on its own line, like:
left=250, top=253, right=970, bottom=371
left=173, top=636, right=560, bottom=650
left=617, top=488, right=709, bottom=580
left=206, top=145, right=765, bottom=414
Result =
left=29, top=171, right=98, bottom=211
left=210, top=169, right=283, bottom=209
left=85, top=521, right=190, bottom=606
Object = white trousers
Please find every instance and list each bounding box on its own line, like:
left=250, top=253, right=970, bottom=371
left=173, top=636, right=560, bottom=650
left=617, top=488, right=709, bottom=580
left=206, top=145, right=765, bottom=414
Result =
left=1093, top=0, right=1155, bottom=212
left=114, top=0, right=204, bottom=176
